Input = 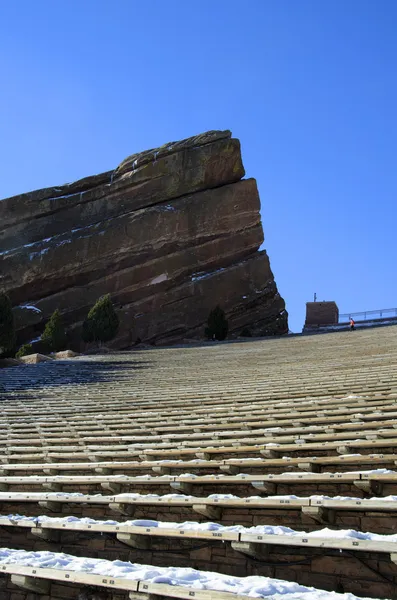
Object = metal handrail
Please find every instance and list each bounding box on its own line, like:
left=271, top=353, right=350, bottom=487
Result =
left=339, top=308, right=397, bottom=323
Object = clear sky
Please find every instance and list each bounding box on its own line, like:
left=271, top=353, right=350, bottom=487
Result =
left=1, top=1, right=396, bottom=332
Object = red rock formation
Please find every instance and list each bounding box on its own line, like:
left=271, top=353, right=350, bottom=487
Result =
left=0, top=130, right=287, bottom=347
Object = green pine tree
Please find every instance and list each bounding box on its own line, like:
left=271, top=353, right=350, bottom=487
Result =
left=82, top=294, right=119, bottom=344
left=0, top=292, right=16, bottom=357
left=15, top=343, right=33, bottom=358
left=205, top=305, right=229, bottom=341
left=41, top=309, right=67, bottom=352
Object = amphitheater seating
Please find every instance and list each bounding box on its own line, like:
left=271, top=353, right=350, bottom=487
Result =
left=0, top=549, right=358, bottom=600
left=1, top=325, right=397, bottom=599
left=0, top=469, right=388, bottom=495
left=1, top=515, right=397, bottom=556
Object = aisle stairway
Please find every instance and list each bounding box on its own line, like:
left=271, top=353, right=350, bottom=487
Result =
left=0, top=325, right=397, bottom=600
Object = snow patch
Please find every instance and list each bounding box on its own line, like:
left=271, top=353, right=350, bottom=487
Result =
left=19, top=304, right=42, bottom=314
left=150, top=273, right=168, bottom=285
left=56, top=239, right=72, bottom=248
left=191, top=268, right=226, bottom=282
left=29, top=247, right=50, bottom=261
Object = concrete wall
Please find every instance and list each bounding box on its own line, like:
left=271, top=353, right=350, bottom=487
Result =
left=304, top=302, right=339, bottom=327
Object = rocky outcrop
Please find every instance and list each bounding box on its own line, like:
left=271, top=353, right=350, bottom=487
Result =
left=0, top=130, right=287, bottom=347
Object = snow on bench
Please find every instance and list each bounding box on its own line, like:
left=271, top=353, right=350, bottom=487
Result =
left=0, top=468, right=390, bottom=500
left=0, top=547, right=376, bottom=599
left=4, top=424, right=397, bottom=460
left=0, top=468, right=392, bottom=492
left=2, top=452, right=397, bottom=479
left=2, top=490, right=397, bottom=518
left=3, top=513, right=397, bottom=556
left=0, top=459, right=219, bottom=476
left=141, top=436, right=397, bottom=461
left=311, top=494, right=397, bottom=511
left=223, top=453, right=397, bottom=473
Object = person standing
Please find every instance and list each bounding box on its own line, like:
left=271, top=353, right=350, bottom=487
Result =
left=350, top=318, right=355, bottom=331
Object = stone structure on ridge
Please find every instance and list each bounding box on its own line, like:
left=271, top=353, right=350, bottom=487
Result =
left=0, top=130, right=287, bottom=348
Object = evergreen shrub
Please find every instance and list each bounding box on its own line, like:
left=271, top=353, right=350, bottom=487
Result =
left=205, top=305, right=228, bottom=341
left=82, top=294, right=119, bottom=344
left=0, top=293, right=15, bottom=357
left=42, top=309, right=67, bottom=352
left=15, top=343, right=33, bottom=358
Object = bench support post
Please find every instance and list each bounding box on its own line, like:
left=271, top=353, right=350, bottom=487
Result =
left=130, top=592, right=165, bottom=600
left=193, top=504, right=221, bottom=519
left=101, top=482, right=123, bottom=494
left=353, top=480, right=383, bottom=496
left=31, top=527, right=60, bottom=542
left=109, top=502, right=135, bottom=516
left=297, top=462, right=320, bottom=473
left=169, top=481, right=193, bottom=494
left=152, top=466, right=171, bottom=475
left=38, top=501, right=60, bottom=512
left=42, top=483, right=63, bottom=492
left=195, top=452, right=211, bottom=460
left=260, top=449, right=279, bottom=459
left=11, top=574, right=50, bottom=594
left=251, top=481, right=276, bottom=494
left=95, top=467, right=113, bottom=475
left=117, top=532, right=151, bottom=549
left=302, top=506, right=335, bottom=524
left=219, top=465, right=240, bottom=474
left=231, top=541, right=268, bottom=559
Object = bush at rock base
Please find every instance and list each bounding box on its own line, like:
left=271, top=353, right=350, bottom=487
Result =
left=205, top=305, right=228, bottom=341
left=82, top=294, right=119, bottom=345
left=41, top=309, right=67, bottom=352
left=0, top=293, right=16, bottom=357
left=15, top=343, right=34, bottom=358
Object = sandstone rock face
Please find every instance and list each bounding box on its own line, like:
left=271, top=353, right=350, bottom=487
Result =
left=0, top=130, right=288, bottom=348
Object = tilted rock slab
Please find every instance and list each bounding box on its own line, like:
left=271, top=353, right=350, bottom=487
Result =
left=0, top=130, right=287, bottom=347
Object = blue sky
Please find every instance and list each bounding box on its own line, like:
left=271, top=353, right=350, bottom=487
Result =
left=1, top=1, right=396, bottom=332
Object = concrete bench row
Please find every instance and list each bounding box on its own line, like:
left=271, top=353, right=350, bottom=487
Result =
left=2, top=394, right=397, bottom=444
left=1, top=385, right=397, bottom=422
left=1, top=397, right=397, bottom=442
left=1, top=452, right=397, bottom=476
left=1, top=393, right=397, bottom=433
left=2, top=514, right=397, bottom=556
left=3, top=369, right=395, bottom=404
left=6, top=371, right=393, bottom=399
left=1, top=490, right=397, bottom=517
left=2, top=368, right=397, bottom=407
left=0, top=547, right=367, bottom=600
left=2, top=415, right=397, bottom=458
left=0, top=469, right=390, bottom=495
left=4, top=418, right=396, bottom=446
left=4, top=435, right=397, bottom=464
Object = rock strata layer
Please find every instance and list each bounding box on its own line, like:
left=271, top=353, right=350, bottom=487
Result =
left=0, top=130, right=287, bottom=347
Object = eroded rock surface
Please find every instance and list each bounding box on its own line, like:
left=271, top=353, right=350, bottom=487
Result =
left=0, top=130, right=287, bottom=347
